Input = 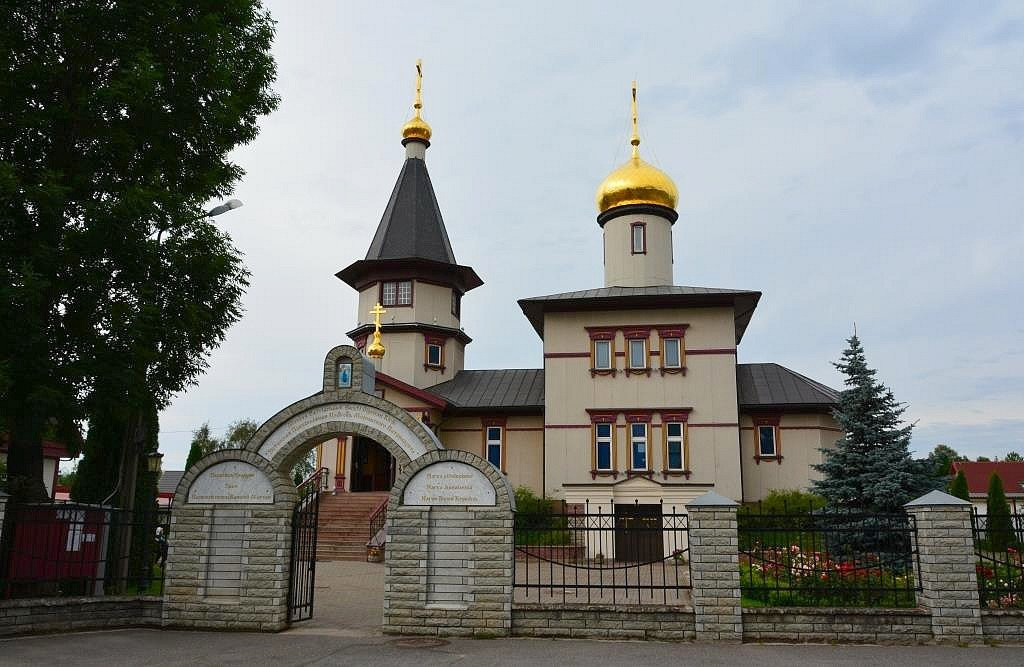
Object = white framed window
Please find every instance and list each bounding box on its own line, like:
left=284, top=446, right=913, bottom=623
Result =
left=628, top=339, right=647, bottom=369
left=666, top=422, right=684, bottom=470
left=631, top=222, right=646, bottom=254
left=758, top=425, right=777, bottom=457
left=662, top=338, right=681, bottom=368
left=630, top=423, right=648, bottom=471
left=426, top=343, right=442, bottom=367
left=594, top=340, right=612, bottom=370
left=595, top=423, right=613, bottom=471
left=486, top=426, right=502, bottom=469
left=381, top=280, right=412, bottom=306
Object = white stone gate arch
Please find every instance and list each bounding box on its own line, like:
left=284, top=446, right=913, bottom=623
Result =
left=163, top=345, right=445, bottom=631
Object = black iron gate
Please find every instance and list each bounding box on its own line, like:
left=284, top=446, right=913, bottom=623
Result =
left=288, top=468, right=328, bottom=622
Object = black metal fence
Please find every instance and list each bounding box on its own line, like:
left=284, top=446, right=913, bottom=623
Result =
left=738, top=508, right=920, bottom=607
left=971, top=510, right=1024, bottom=609
left=514, top=503, right=690, bottom=605
left=0, top=502, right=171, bottom=599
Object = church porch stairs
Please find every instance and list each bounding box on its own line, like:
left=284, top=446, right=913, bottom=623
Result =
left=316, top=492, right=390, bottom=562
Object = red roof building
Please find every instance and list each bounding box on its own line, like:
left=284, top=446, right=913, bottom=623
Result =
left=950, top=461, right=1024, bottom=513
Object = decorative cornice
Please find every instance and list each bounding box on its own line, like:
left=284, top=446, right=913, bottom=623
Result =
left=347, top=322, right=472, bottom=346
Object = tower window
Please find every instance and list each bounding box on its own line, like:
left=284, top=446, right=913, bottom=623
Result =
left=486, top=426, right=503, bottom=470
left=628, top=338, right=647, bottom=369
left=631, top=222, right=646, bottom=254
left=381, top=280, right=412, bottom=306
left=451, top=291, right=461, bottom=318
left=758, top=425, right=777, bottom=457
left=426, top=343, right=442, bottom=367
left=630, top=422, right=648, bottom=471
left=662, top=338, right=681, bottom=368
left=594, top=423, right=613, bottom=471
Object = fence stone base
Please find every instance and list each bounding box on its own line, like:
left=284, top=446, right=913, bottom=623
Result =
left=512, top=603, right=695, bottom=640
left=0, top=596, right=162, bottom=637
left=980, top=609, right=1024, bottom=643
left=742, top=607, right=932, bottom=644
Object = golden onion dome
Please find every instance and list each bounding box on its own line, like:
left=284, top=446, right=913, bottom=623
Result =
left=401, top=114, right=432, bottom=143
left=596, top=80, right=678, bottom=214
left=401, top=59, right=431, bottom=144
left=596, top=155, right=678, bottom=213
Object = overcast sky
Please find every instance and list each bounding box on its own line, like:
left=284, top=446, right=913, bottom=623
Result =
left=149, top=1, right=1023, bottom=470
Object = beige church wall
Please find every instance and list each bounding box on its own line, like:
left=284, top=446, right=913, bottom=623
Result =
left=351, top=330, right=462, bottom=389
left=438, top=415, right=544, bottom=494
left=356, top=281, right=459, bottom=331
left=602, top=212, right=673, bottom=287
left=739, top=412, right=842, bottom=502
left=541, top=306, right=743, bottom=499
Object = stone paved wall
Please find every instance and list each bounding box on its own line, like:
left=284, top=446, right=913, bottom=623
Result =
left=164, top=449, right=296, bottom=632
left=383, top=450, right=515, bottom=637
left=512, top=603, right=695, bottom=640
left=980, top=609, right=1024, bottom=643
left=0, top=596, right=162, bottom=637
left=686, top=496, right=742, bottom=642
left=906, top=497, right=984, bottom=644
left=742, top=607, right=932, bottom=644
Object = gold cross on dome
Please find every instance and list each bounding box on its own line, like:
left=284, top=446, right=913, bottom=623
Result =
left=370, top=302, right=387, bottom=328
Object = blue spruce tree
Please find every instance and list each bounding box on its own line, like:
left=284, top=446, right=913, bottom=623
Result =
left=812, top=335, right=938, bottom=513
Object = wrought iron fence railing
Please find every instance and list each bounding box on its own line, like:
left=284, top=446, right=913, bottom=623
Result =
left=514, top=503, right=690, bottom=605
left=738, top=509, right=921, bottom=607
left=970, top=510, right=1024, bottom=608
left=0, top=502, right=171, bottom=599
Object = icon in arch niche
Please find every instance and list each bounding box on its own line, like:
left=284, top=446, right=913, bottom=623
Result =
left=337, top=361, right=353, bottom=389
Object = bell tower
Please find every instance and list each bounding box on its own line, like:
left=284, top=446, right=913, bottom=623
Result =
left=595, top=82, right=679, bottom=287
left=337, top=61, right=482, bottom=388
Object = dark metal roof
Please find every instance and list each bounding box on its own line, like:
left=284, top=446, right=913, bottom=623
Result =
left=737, top=363, right=839, bottom=410
left=428, top=369, right=544, bottom=412
left=365, top=157, right=456, bottom=264
left=517, top=285, right=762, bottom=344
left=158, top=470, right=185, bottom=495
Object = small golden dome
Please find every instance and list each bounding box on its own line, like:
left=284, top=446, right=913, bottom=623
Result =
left=367, top=332, right=386, bottom=359
left=401, top=114, right=432, bottom=143
left=596, top=155, right=678, bottom=213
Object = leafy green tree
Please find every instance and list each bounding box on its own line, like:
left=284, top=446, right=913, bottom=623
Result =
left=1005, top=451, right=1023, bottom=462
left=0, top=1, right=278, bottom=501
left=928, top=444, right=965, bottom=479
left=812, top=335, right=940, bottom=513
left=223, top=419, right=259, bottom=449
left=291, top=449, right=316, bottom=486
left=57, top=461, right=77, bottom=489
left=184, top=440, right=205, bottom=472
left=977, top=456, right=992, bottom=462
left=948, top=469, right=971, bottom=501
left=985, top=473, right=1016, bottom=551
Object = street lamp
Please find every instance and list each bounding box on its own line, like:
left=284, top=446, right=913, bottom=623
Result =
left=205, top=198, right=243, bottom=218
left=146, top=452, right=164, bottom=474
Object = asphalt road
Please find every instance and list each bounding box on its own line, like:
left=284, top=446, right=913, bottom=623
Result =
left=3, top=628, right=1024, bottom=667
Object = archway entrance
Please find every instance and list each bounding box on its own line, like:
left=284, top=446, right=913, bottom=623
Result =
left=349, top=436, right=396, bottom=492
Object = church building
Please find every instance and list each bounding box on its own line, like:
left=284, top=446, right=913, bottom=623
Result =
left=315, top=65, right=841, bottom=516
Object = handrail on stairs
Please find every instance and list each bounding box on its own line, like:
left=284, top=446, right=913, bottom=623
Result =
left=366, top=495, right=389, bottom=551
left=298, top=467, right=329, bottom=501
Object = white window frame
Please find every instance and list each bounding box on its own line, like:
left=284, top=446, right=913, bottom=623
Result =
left=595, top=423, right=613, bottom=471
left=486, top=426, right=502, bottom=469
left=757, top=425, right=777, bottom=457
left=396, top=280, right=412, bottom=305
left=662, top=338, right=681, bottom=369
left=630, top=423, right=648, bottom=471
left=594, top=340, right=612, bottom=370
left=381, top=281, right=397, bottom=306
left=631, top=222, right=646, bottom=254
left=426, top=343, right=443, bottom=367
left=628, top=338, right=647, bottom=370
left=666, top=422, right=684, bottom=471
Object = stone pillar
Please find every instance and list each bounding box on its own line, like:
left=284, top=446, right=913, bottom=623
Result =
left=905, top=490, right=983, bottom=645
left=0, top=491, right=8, bottom=544
left=686, top=491, right=742, bottom=642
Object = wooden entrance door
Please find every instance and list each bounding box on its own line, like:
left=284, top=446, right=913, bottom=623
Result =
left=614, top=503, right=663, bottom=563
left=350, top=437, right=395, bottom=492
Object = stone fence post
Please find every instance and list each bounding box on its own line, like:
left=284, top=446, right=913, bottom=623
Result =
left=0, top=491, right=8, bottom=544
left=905, top=490, right=983, bottom=645
left=686, top=491, right=742, bottom=642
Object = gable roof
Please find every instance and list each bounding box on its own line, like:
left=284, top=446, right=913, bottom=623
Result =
left=365, top=157, right=456, bottom=264
left=158, top=470, right=185, bottom=495
left=428, top=369, right=544, bottom=413
left=737, top=363, right=840, bottom=411
left=950, top=461, right=1024, bottom=497
left=517, top=285, right=761, bottom=344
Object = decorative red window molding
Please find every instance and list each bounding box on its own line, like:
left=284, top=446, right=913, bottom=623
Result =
left=661, top=410, right=691, bottom=423
left=423, top=335, right=447, bottom=372
left=655, top=324, right=689, bottom=338
left=621, top=326, right=652, bottom=339
left=585, top=326, right=617, bottom=341
left=624, top=410, right=654, bottom=424
left=586, top=410, right=617, bottom=424
left=481, top=416, right=507, bottom=427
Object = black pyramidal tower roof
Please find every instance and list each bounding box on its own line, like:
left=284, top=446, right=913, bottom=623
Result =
left=365, top=157, right=456, bottom=263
